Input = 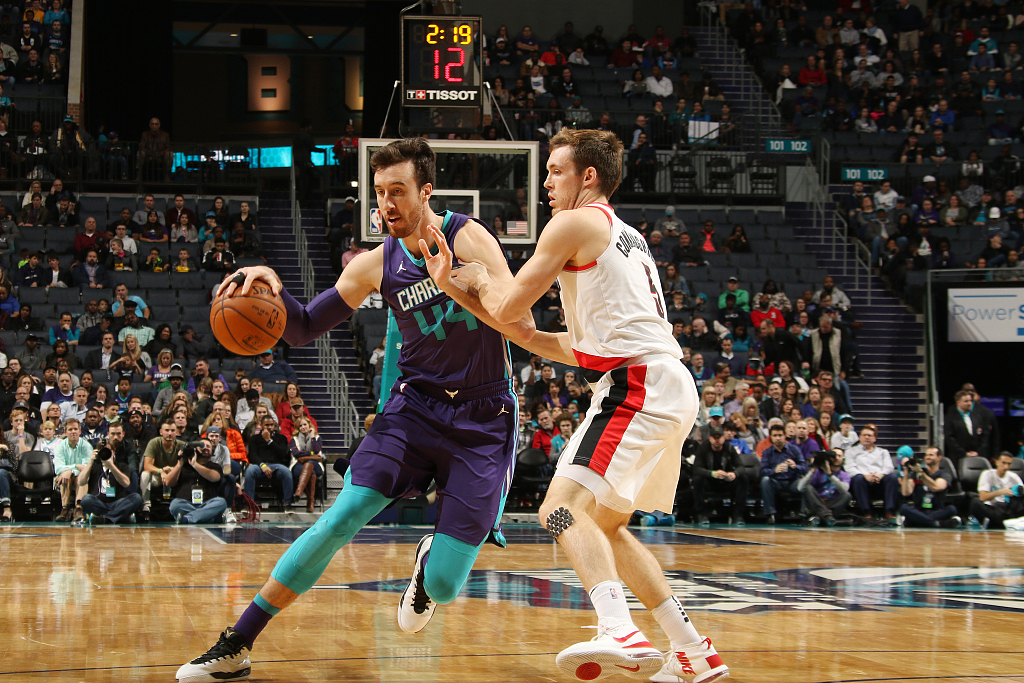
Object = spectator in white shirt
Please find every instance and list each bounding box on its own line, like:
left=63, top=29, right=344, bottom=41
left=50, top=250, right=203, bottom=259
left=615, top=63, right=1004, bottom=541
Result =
left=645, top=65, right=675, bottom=99
left=873, top=180, right=899, bottom=212
left=845, top=425, right=900, bottom=518
left=970, top=452, right=1024, bottom=529
left=59, top=387, right=90, bottom=423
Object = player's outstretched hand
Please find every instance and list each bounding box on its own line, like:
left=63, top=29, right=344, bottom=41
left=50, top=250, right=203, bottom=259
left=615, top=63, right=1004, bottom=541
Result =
left=419, top=224, right=454, bottom=289
left=217, top=266, right=283, bottom=298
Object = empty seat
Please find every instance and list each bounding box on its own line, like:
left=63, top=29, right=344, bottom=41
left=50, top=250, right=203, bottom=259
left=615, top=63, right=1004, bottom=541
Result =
left=48, top=288, right=80, bottom=305
left=138, top=271, right=170, bottom=289
left=170, top=271, right=203, bottom=289
left=146, top=289, right=177, bottom=306
left=19, top=287, right=47, bottom=304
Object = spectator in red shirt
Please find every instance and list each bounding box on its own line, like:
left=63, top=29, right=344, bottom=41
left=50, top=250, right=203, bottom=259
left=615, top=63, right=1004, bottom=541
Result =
left=610, top=39, right=636, bottom=68
left=644, top=25, right=672, bottom=55
left=531, top=408, right=556, bottom=457
left=280, top=399, right=318, bottom=440
left=74, top=217, right=102, bottom=260
left=798, top=55, right=826, bottom=86
left=750, top=293, right=787, bottom=329
left=341, top=238, right=368, bottom=270
left=165, top=194, right=197, bottom=229
left=699, top=220, right=718, bottom=251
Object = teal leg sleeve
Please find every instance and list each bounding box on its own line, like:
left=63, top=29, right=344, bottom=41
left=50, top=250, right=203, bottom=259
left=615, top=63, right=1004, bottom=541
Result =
left=271, top=473, right=392, bottom=595
left=422, top=533, right=484, bottom=605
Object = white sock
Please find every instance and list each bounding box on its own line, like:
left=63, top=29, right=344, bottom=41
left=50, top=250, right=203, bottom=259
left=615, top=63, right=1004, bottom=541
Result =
left=588, top=581, right=634, bottom=627
left=652, top=596, right=701, bottom=648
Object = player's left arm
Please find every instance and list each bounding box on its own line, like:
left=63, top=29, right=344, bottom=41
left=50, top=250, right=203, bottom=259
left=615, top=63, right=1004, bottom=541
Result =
left=422, top=221, right=536, bottom=345
left=449, top=212, right=579, bottom=325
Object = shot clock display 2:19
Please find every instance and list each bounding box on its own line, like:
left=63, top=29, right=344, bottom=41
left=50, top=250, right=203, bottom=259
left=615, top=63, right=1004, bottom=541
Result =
left=402, top=16, right=482, bottom=108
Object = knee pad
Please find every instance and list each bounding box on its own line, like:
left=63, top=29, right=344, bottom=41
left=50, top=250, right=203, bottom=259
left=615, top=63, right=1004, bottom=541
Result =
left=544, top=506, right=575, bottom=540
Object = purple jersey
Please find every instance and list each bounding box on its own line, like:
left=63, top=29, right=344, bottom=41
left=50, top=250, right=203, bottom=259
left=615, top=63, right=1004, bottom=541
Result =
left=380, top=211, right=511, bottom=390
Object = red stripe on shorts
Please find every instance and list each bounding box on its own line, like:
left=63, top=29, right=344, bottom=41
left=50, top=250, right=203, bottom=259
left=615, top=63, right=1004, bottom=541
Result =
left=588, top=365, right=648, bottom=476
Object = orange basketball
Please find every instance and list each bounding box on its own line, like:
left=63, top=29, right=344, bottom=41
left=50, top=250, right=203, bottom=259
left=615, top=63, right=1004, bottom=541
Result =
left=210, top=281, right=287, bottom=356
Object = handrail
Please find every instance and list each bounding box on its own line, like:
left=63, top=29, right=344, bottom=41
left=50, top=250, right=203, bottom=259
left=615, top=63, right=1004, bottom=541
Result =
left=696, top=3, right=790, bottom=143
left=808, top=136, right=874, bottom=305
left=290, top=163, right=360, bottom=450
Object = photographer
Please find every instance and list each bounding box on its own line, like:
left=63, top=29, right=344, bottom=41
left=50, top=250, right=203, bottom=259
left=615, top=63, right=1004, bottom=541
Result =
left=970, top=451, right=1024, bottom=529
left=898, top=445, right=961, bottom=528
left=797, top=449, right=852, bottom=526
left=243, top=415, right=294, bottom=505
left=78, top=423, right=142, bottom=524
left=166, top=439, right=228, bottom=524
left=692, top=425, right=748, bottom=524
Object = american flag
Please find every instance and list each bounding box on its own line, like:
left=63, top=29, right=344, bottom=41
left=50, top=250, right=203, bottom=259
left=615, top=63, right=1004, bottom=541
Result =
left=507, top=220, right=528, bottom=235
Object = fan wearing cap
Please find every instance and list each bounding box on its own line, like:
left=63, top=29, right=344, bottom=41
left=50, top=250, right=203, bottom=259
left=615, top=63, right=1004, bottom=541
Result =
left=699, top=405, right=726, bottom=442
left=692, top=424, right=747, bottom=524
left=831, top=414, right=858, bottom=450
left=14, top=333, right=45, bottom=371
left=718, top=276, right=750, bottom=312
left=235, top=388, right=275, bottom=432
left=248, top=349, right=298, bottom=385
left=199, top=211, right=220, bottom=243
left=279, top=398, right=316, bottom=440
left=153, top=367, right=188, bottom=415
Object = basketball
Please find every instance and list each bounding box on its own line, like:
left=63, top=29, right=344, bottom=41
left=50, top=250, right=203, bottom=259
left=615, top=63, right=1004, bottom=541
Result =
left=210, top=281, right=287, bottom=356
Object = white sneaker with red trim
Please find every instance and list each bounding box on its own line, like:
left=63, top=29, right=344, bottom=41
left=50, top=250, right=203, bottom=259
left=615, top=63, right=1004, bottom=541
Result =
left=650, top=637, right=729, bottom=683
left=555, top=618, right=665, bottom=681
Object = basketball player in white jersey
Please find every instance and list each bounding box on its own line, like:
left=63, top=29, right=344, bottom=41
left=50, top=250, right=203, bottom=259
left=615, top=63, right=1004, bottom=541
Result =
left=422, top=127, right=728, bottom=683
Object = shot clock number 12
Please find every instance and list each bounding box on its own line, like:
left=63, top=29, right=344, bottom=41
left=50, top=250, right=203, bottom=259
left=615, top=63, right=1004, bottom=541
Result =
left=402, top=15, right=482, bottom=107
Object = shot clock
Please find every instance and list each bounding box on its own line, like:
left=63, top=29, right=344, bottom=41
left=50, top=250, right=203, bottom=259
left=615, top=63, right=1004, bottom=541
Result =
left=402, top=15, right=482, bottom=108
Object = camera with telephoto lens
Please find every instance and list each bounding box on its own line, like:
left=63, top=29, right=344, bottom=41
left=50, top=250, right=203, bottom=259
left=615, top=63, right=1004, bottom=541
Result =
left=812, top=451, right=832, bottom=469
left=182, top=440, right=212, bottom=462
left=95, top=438, right=112, bottom=461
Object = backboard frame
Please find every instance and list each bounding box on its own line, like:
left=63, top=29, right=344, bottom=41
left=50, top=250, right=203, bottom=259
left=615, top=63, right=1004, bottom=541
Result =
left=357, top=138, right=540, bottom=246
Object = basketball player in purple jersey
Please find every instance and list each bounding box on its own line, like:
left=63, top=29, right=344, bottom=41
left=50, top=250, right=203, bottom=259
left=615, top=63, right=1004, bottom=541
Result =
left=177, top=138, right=542, bottom=683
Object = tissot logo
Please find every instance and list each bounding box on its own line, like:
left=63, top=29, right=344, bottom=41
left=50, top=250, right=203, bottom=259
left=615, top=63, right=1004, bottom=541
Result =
left=332, top=567, right=1024, bottom=614
left=406, top=89, right=478, bottom=101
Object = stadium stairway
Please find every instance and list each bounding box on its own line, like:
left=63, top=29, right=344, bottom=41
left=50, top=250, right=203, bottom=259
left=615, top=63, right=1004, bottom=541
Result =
left=687, top=26, right=790, bottom=149
left=787, top=201, right=929, bottom=450
left=258, top=193, right=376, bottom=461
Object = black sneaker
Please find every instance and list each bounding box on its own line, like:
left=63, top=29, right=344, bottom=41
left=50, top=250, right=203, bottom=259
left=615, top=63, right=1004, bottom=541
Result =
left=176, top=627, right=251, bottom=683
left=938, top=516, right=962, bottom=529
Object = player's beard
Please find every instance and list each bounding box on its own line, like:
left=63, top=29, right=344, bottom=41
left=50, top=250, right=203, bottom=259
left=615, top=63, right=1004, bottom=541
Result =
left=385, top=202, right=424, bottom=239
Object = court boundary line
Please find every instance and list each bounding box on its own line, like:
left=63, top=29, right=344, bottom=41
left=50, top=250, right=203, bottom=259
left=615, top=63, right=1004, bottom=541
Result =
left=0, top=652, right=1019, bottom=676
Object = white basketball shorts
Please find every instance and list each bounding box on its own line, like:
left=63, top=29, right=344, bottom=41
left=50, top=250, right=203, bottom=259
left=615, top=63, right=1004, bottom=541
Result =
left=554, top=355, right=699, bottom=514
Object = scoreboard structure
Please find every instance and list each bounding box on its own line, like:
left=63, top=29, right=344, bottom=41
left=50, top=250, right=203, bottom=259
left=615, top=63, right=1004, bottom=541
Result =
left=402, top=15, right=483, bottom=109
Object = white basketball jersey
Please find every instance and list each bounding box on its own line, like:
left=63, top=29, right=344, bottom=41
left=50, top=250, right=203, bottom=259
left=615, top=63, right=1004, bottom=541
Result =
left=557, top=202, right=683, bottom=372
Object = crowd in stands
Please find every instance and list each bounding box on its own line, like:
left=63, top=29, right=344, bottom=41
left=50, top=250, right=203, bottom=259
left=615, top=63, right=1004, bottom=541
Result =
left=723, top=1, right=1024, bottom=294
left=476, top=21, right=733, bottom=154
left=0, top=190, right=325, bottom=524
left=511, top=348, right=1022, bottom=527
left=0, top=0, right=71, bottom=89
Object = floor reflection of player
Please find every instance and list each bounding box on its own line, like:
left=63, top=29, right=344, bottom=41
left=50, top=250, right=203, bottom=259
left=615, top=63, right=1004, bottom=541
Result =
left=177, top=138, right=558, bottom=683
left=428, top=128, right=729, bottom=682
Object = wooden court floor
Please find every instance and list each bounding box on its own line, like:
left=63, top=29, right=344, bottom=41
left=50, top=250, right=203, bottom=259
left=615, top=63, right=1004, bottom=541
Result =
left=0, top=522, right=1021, bottom=683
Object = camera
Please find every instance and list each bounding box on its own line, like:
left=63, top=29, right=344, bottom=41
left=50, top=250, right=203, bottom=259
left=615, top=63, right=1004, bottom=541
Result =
left=95, top=438, right=112, bottom=461
left=812, top=451, right=831, bottom=469
left=182, top=440, right=212, bottom=461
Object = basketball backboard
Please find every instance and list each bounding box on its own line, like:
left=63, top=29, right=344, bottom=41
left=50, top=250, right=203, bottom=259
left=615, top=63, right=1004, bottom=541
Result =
left=358, top=138, right=539, bottom=246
